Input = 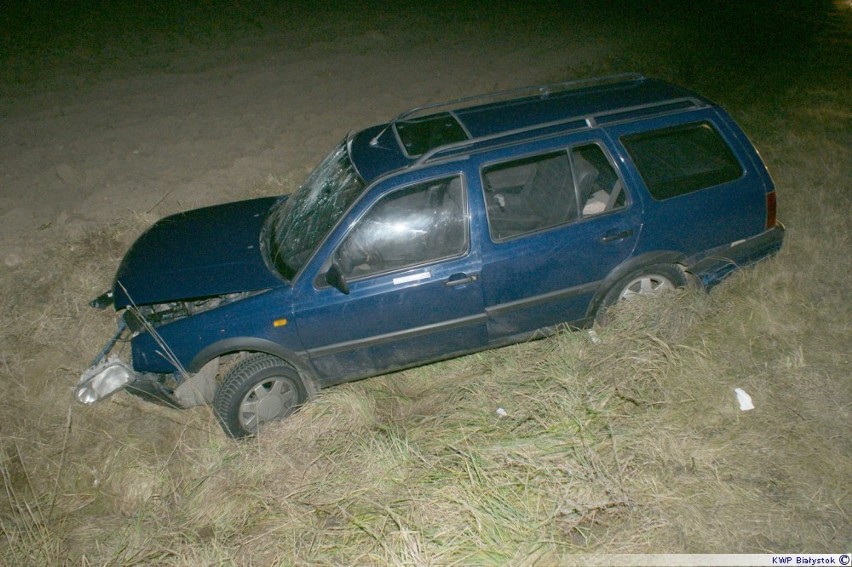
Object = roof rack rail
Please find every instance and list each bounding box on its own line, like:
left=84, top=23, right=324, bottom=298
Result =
left=369, top=73, right=645, bottom=147
left=414, top=96, right=705, bottom=166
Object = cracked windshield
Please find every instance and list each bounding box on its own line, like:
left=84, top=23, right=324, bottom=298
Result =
left=264, top=140, right=366, bottom=279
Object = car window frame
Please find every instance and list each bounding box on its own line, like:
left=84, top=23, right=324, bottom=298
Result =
left=318, top=173, right=471, bottom=286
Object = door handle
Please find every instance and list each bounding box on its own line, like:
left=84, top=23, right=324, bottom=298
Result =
left=446, top=273, right=478, bottom=287
left=601, top=229, right=634, bottom=243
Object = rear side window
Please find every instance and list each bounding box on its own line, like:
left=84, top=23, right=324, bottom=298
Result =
left=481, top=151, right=578, bottom=240
left=481, top=144, right=627, bottom=241
left=621, top=122, right=743, bottom=200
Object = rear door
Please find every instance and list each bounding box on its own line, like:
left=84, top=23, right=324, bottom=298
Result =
left=473, top=135, right=641, bottom=342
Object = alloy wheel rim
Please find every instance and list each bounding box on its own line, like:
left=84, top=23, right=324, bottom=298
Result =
left=238, top=377, right=296, bottom=431
left=618, top=274, right=675, bottom=301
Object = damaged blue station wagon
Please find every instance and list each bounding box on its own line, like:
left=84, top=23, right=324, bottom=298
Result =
left=77, top=74, right=784, bottom=437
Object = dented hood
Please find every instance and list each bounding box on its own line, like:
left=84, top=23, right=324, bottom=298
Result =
left=112, top=197, right=284, bottom=309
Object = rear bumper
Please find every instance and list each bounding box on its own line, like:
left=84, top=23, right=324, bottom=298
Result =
left=688, top=223, right=785, bottom=289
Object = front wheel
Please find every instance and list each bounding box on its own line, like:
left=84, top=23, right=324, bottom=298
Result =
left=595, top=264, right=686, bottom=324
left=213, top=354, right=306, bottom=438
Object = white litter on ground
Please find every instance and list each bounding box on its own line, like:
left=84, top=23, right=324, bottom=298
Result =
left=734, top=388, right=755, bottom=411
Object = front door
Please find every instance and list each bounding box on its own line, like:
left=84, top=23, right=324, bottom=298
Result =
left=294, top=174, right=487, bottom=383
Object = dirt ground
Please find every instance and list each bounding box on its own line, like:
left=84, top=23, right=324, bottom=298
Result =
left=0, top=3, right=618, bottom=269
left=3, top=1, right=843, bottom=265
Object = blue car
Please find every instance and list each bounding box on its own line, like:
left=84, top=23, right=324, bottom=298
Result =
left=77, top=74, right=784, bottom=437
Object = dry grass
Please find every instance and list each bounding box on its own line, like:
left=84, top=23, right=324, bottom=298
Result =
left=2, top=109, right=849, bottom=561
left=2, top=6, right=850, bottom=564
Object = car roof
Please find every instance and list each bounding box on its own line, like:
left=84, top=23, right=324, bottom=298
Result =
left=349, top=74, right=710, bottom=184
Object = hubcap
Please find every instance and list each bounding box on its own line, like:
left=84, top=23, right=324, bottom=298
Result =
left=238, top=378, right=296, bottom=432
left=618, top=274, right=675, bottom=301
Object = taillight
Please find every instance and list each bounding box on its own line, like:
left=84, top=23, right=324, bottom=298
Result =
left=765, top=191, right=777, bottom=229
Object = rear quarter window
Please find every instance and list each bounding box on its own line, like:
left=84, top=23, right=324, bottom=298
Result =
left=621, top=122, right=743, bottom=200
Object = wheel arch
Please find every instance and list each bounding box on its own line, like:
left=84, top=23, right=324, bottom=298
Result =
left=188, top=338, right=319, bottom=397
left=586, top=251, right=688, bottom=320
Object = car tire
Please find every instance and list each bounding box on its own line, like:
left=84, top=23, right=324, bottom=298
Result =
left=595, top=264, right=686, bottom=325
left=213, top=353, right=306, bottom=438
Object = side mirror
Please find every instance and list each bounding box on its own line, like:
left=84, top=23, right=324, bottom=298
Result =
left=325, top=262, right=350, bottom=295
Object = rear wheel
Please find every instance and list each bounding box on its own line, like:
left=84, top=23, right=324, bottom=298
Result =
left=595, top=264, right=686, bottom=324
left=213, top=354, right=306, bottom=438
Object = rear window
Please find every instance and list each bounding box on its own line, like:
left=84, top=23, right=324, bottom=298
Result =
left=394, top=112, right=469, bottom=157
left=621, top=122, right=743, bottom=200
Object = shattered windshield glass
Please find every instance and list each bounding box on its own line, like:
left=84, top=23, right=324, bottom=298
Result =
left=263, top=140, right=366, bottom=279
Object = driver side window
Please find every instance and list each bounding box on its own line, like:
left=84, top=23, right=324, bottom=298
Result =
left=335, top=175, right=467, bottom=279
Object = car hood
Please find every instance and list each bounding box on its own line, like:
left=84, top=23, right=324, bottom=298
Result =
left=112, top=197, right=284, bottom=309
